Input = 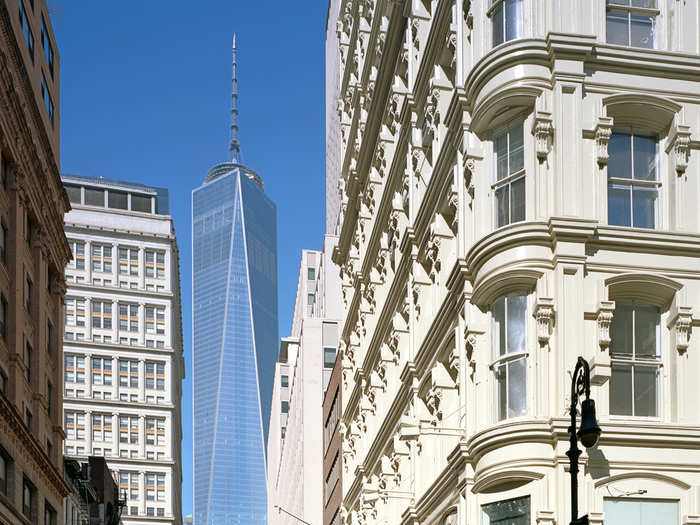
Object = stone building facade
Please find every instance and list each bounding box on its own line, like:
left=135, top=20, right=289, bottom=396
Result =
left=61, top=175, right=184, bottom=525
left=332, top=1, right=700, bottom=524
left=0, top=1, right=71, bottom=524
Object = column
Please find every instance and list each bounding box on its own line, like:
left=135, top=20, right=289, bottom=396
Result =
left=138, top=359, right=146, bottom=402
left=85, top=409, right=93, bottom=455
left=164, top=358, right=172, bottom=405
left=165, top=304, right=172, bottom=349
left=138, top=415, right=146, bottom=458
left=139, top=471, right=146, bottom=514
left=112, top=299, right=119, bottom=343
left=112, top=411, right=119, bottom=456
left=111, top=242, right=119, bottom=286
left=138, top=247, right=145, bottom=289
left=85, top=240, right=92, bottom=283
left=164, top=247, right=172, bottom=292
left=111, top=357, right=119, bottom=400
left=85, top=353, right=92, bottom=398
left=85, top=298, right=93, bottom=341
left=138, top=302, right=145, bottom=346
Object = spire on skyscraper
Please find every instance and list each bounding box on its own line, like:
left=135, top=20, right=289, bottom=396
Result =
left=229, top=34, right=241, bottom=163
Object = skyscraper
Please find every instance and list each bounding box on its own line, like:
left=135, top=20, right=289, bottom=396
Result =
left=192, top=37, right=278, bottom=525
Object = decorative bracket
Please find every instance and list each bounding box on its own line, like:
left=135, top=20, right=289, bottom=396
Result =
left=666, top=124, right=692, bottom=175
left=534, top=298, right=554, bottom=347
left=595, top=117, right=614, bottom=167
left=596, top=301, right=616, bottom=351
left=668, top=305, right=693, bottom=354
left=532, top=111, right=553, bottom=161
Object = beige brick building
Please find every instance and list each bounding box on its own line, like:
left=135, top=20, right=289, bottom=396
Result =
left=333, top=1, right=700, bottom=524
left=0, top=1, right=71, bottom=525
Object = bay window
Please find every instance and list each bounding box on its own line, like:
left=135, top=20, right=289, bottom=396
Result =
left=609, top=302, right=661, bottom=417
left=491, top=0, right=524, bottom=47
left=606, top=0, right=657, bottom=49
left=608, top=130, right=659, bottom=229
left=494, top=120, right=525, bottom=227
left=491, top=292, right=527, bottom=420
left=483, top=496, right=530, bottom=525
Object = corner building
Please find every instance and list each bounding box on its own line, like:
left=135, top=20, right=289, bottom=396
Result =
left=0, top=1, right=71, bottom=524
left=192, top=163, right=278, bottom=525
left=333, top=1, right=700, bottom=524
left=61, top=175, right=184, bottom=525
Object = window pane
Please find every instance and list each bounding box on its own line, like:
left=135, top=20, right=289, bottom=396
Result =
left=606, top=9, right=629, bottom=46
left=495, top=185, right=509, bottom=227
left=508, top=357, right=526, bottom=418
left=611, top=302, right=633, bottom=355
left=605, top=499, right=677, bottom=525
left=634, top=365, right=657, bottom=416
left=506, top=293, right=526, bottom=354
left=84, top=188, right=104, bottom=207
left=492, top=296, right=506, bottom=358
left=505, top=0, right=524, bottom=43
left=65, top=185, right=81, bottom=204
left=495, top=362, right=507, bottom=421
left=632, top=184, right=657, bottom=229
left=108, top=191, right=128, bottom=210
left=131, top=194, right=151, bottom=213
left=483, top=496, right=530, bottom=525
left=633, top=134, right=657, bottom=181
left=492, top=2, right=504, bottom=46
left=630, top=13, right=654, bottom=48
left=510, top=176, right=525, bottom=223
left=611, top=363, right=633, bottom=415
left=608, top=133, right=632, bottom=179
left=509, top=122, right=524, bottom=175
left=494, top=130, right=508, bottom=180
left=634, top=304, right=660, bottom=357
left=608, top=182, right=631, bottom=227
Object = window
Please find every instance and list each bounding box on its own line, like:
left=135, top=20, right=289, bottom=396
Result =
left=307, top=293, right=315, bottom=306
left=281, top=426, right=286, bottom=439
left=157, top=508, right=165, bottom=517
left=46, top=381, right=52, bottom=416
left=92, top=414, right=112, bottom=442
left=22, top=477, right=35, bottom=522
left=145, top=362, right=165, bottom=390
left=281, top=375, right=289, bottom=387
left=41, top=17, right=54, bottom=76
left=483, top=496, right=530, bottom=525
left=131, top=194, right=152, bottom=213
left=119, top=472, right=139, bottom=500
left=0, top=222, right=6, bottom=264
left=608, top=130, right=659, bottom=229
left=18, top=1, right=34, bottom=62
left=47, top=321, right=53, bottom=357
left=25, top=407, right=31, bottom=429
left=64, top=355, right=86, bottom=384
left=92, top=357, right=112, bottom=385
left=494, top=120, right=525, bottom=227
left=610, top=302, right=661, bottom=417
left=491, top=0, right=523, bottom=47
left=119, top=247, right=139, bottom=276
left=604, top=498, right=677, bottom=525
left=25, top=274, right=32, bottom=313
left=606, top=0, right=657, bottom=49
left=84, top=188, right=104, bottom=207
left=92, top=301, right=113, bottom=329
left=119, top=360, right=139, bottom=388
left=281, top=400, right=289, bottom=413
left=65, top=298, right=86, bottom=327
left=323, top=347, right=337, bottom=368
left=0, top=294, right=6, bottom=341
left=67, top=241, right=85, bottom=270
left=44, top=502, right=56, bottom=525
left=491, top=292, right=527, bottom=420
left=64, top=184, right=81, bottom=204
left=25, top=343, right=32, bottom=382
left=119, top=416, right=139, bottom=444
left=145, top=306, right=165, bottom=334
left=108, top=191, right=128, bottom=210
left=0, top=153, right=6, bottom=189
left=0, top=446, right=11, bottom=496
left=119, top=303, right=138, bottom=332
left=0, top=368, right=6, bottom=394
left=40, top=74, right=54, bottom=126
left=324, top=391, right=339, bottom=450
left=308, top=267, right=316, bottom=280
left=145, top=250, right=165, bottom=279
left=91, top=244, right=112, bottom=273
left=324, top=453, right=340, bottom=504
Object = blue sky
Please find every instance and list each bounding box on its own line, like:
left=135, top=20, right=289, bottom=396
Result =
left=52, top=1, right=328, bottom=517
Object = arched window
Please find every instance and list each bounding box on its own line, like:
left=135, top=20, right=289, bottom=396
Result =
left=609, top=301, right=661, bottom=416
left=491, top=292, right=527, bottom=420
left=607, top=128, right=659, bottom=229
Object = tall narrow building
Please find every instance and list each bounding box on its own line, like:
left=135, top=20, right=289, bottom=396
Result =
left=192, top=37, right=278, bottom=525
left=61, top=175, right=185, bottom=525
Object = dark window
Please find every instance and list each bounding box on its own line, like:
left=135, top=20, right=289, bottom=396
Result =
left=22, top=477, right=35, bottom=522
left=146, top=508, right=154, bottom=517
left=281, top=427, right=286, bottom=439
left=157, top=508, right=164, bottom=517
left=131, top=194, right=151, bottom=213
left=47, top=321, right=53, bottom=357
left=25, top=407, right=31, bottom=429
left=26, top=217, right=32, bottom=247
left=18, top=2, right=34, bottom=62
left=0, top=446, right=10, bottom=496
left=482, top=496, right=530, bottom=524
left=41, top=17, right=54, bottom=77
left=25, top=343, right=32, bottom=382
left=108, top=191, right=128, bottom=210
left=64, top=184, right=81, bottom=204
left=0, top=222, right=6, bottom=264
left=26, top=275, right=32, bottom=313
left=40, top=74, right=54, bottom=127
left=0, top=294, right=6, bottom=340
left=281, top=400, right=289, bottom=413
left=84, top=188, right=104, bottom=207
left=323, top=347, right=337, bottom=368
left=46, top=381, right=52, bottom=416
left=307, top=267, right=316, bottom=280
left=491, top=0, right=524, bottom=47
left=1, top=153, right=6, bottom=189
left=0, top=368, right=6, bottom=393
left=44, top=502, right=55, bottom=525
left=281, top=375, right=289, bottom=387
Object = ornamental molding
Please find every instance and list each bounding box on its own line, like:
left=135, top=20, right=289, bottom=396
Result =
left=666, top=124, right=692, bottom=175
left=596, top=300, right=616, bottom=351
left=594, top=116, right=614, bottom=167
left=668, top=305, right=693, bottom=354
left=532, top=111, right=553, bottom=161
left=534, top=298, right=554, bottom=347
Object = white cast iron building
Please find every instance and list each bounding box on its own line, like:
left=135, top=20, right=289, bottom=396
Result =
left=61, top=175, right=184, bottom=525
left=268, top=240, right=342, bottom=525
left=333, top=1, right=700, bottom=524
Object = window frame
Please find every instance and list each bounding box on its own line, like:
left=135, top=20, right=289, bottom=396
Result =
left=488, top=0, right=525, bottom=48
left=492, top=119, right=526, bottom=228
left=605, top=0, right=659, bottom=49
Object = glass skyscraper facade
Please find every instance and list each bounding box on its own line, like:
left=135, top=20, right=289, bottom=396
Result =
left=192, top=163, right=278, bottom=525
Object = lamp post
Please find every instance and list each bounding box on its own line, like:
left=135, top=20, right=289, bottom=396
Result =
left=567, top=356, right=601, bottom=525
left=274, top=505, right=312, bottom=525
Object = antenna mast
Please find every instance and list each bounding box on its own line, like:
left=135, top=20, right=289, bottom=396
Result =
left=229, top=34, right=241, bottom=163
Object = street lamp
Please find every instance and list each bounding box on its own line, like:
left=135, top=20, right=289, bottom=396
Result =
left=567, top=356, right=601, bottom=525
left=273, top=505, right=312, bottom=525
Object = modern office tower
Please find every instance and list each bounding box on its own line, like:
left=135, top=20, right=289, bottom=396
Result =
left=333, top=2, right=700, bottom=525
left=192, top=37, right=278, bottom=525
left=267, top=248, right=341, bottom=525
left=61, top=175, right=185, bottom=525
left=0, top=2, right=71, bottom=524
left=326, top=0, right=342, bottom=236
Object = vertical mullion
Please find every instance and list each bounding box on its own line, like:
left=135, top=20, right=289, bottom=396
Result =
left=627, top=10, right=632, bottom=47
left=631, top=305, right=636, bottom=416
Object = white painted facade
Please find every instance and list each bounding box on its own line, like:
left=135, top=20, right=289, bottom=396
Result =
left=268, top=244, right=342, bottom=525
left=333, top=1, right=700, bottom=525
left=61, top=175, right=184, bottom=525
